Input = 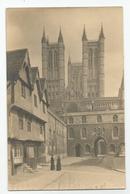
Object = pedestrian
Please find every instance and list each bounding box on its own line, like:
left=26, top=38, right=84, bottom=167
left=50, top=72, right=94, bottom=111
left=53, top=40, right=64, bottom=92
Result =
left=50, top=155, right=55, bottom=170
left=56, top=155, right=61, bottom=171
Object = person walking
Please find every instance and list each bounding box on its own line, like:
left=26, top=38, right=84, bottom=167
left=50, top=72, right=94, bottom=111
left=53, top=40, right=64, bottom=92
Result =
left=50, top=155, right=55, bottom=170
left=56, top=155, right=61, bottom=171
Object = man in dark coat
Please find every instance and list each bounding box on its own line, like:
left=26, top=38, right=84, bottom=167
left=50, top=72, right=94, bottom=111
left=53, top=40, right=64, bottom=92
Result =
left=50, top=155, right=55, bottom=170
left=56, top=155, right=61, bottom=171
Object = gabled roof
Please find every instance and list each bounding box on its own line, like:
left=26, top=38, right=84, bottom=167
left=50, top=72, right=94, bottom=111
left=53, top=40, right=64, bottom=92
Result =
left=7, top=48, right=28, bottom=81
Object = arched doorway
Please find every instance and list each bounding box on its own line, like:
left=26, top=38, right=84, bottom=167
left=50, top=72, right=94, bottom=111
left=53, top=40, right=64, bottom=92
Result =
left=94, top=137, right=106, bottom=156
left=75, top=144, right=81, bottom=157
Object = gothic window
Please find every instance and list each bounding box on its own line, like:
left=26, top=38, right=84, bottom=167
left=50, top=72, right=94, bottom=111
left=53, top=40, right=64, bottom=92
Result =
left=89, top=48, right=93, bottom=66
left=112, top=126, right=119, bottom=138
left=49, top=51, right=52, bottom=69
left=97, top=115, right=102, bottom=122
left=82, top=128, right=87, bottom=138
left=94, top=48, right=98, bottom=65
left=69, top=117, right=73, bottom=124
left=69, top=128, right=74, bottom=138
left=113, top=114, right=118, bottom=122
left=82, top=115, right=86, bottom=123
left=54, top=51, right=58, bottom=69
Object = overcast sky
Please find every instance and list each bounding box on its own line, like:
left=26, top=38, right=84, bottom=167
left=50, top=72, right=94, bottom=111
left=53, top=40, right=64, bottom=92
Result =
left=6, top=7, right=123, bottom=97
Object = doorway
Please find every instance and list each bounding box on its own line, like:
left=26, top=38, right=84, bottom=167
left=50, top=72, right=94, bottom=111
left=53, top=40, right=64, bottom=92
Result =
left=75, top=144, right=81, bottom=157
left=94, top=138, right=106, bottom=156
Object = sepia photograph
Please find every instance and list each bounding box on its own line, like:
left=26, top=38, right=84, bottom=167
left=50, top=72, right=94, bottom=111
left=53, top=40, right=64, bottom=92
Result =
left=6, top=7, right=125, bottom=190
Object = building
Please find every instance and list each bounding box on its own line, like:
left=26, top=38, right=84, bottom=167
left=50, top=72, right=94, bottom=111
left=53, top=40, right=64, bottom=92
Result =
left=45, top=109, right=67, bottom=162
left=66, top=25, right=105, bottom=100
left=7, top=48, right=67, bottom=176
left=61, top=109, right=124, bottom=157
left=41, top=25, right=125, bottom=157
left=41, top=28, right=65, bottom=105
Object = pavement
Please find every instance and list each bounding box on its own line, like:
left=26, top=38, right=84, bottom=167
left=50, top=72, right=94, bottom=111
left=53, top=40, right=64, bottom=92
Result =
left=9, top=156, right=126, bottom=190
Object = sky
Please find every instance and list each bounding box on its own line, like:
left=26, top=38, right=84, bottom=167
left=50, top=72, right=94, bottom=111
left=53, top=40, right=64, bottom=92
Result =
left=6, top=7, right=124, bottom=97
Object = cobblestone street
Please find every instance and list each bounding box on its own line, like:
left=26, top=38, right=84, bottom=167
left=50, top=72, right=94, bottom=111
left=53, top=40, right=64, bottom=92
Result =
left=9, top=157, right=125, bottom=190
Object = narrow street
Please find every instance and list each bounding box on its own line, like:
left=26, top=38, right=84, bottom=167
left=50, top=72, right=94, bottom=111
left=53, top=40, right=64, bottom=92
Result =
left=9, top=156, right=125, bottom=190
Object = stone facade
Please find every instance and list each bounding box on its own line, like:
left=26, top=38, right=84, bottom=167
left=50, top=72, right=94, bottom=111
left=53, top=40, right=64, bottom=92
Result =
left=45, top=109, right=67, bottom=162
left=61, top=110, right=124, bottom=157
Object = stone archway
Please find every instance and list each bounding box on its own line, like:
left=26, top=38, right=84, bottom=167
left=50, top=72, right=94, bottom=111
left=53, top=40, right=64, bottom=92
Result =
left=75, top=143, right=81, bottom=157
left=94, top=137, right=106, bottom=156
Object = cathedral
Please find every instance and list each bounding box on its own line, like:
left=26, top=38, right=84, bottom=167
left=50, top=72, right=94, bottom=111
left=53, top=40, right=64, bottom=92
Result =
left=41, top=25, right=124, bottom=157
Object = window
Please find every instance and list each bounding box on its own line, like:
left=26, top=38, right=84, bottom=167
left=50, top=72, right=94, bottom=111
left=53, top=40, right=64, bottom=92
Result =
left=27, top=121, right=31, bottom=132
left=19, top=116, right=23, bottom=130
left=21, top=82, right=26, bottom=98
left=34, top=95, right=37, bottom=107
left=69, top=117, right=73, bottom=124
left=42, top=101, right=45, bottom=113
left=69, top=128, right=74, bottom=138
left=14, top=144, right=22, bottom=158
left=97, top=115, right=102, bottom=122
left=82, top=115, right=86, bottom=123
left=82, top=128, right=87, bottom=138
left=113, top=114, right=118, bottom=122
left=112, top=126, right=119, bottom=138
left=89, top=49, right=93, bottom=66
left=40, top=125, right=43, bottom=134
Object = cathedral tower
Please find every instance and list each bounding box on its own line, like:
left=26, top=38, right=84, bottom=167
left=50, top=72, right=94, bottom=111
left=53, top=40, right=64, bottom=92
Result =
left=41, top=28, right=65, bottom=102
left=82, top=26, right=88, bottom=98
left=82, top=25, right=105, bottom=98
left=98, top=25, right=105, bottom=97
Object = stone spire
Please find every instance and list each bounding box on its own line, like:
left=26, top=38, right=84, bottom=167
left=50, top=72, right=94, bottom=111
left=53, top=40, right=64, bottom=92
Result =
left=41, top=26, right=47, bottom=43
left=99, top=24, right=105, bottom=39
left=82, top=25, right=87, bottom=41
left=58, top=27, right=63, bottom=42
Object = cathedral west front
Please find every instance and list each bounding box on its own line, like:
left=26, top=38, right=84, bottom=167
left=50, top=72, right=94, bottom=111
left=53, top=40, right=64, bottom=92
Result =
left=41, top=25, right=124, bottom=157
